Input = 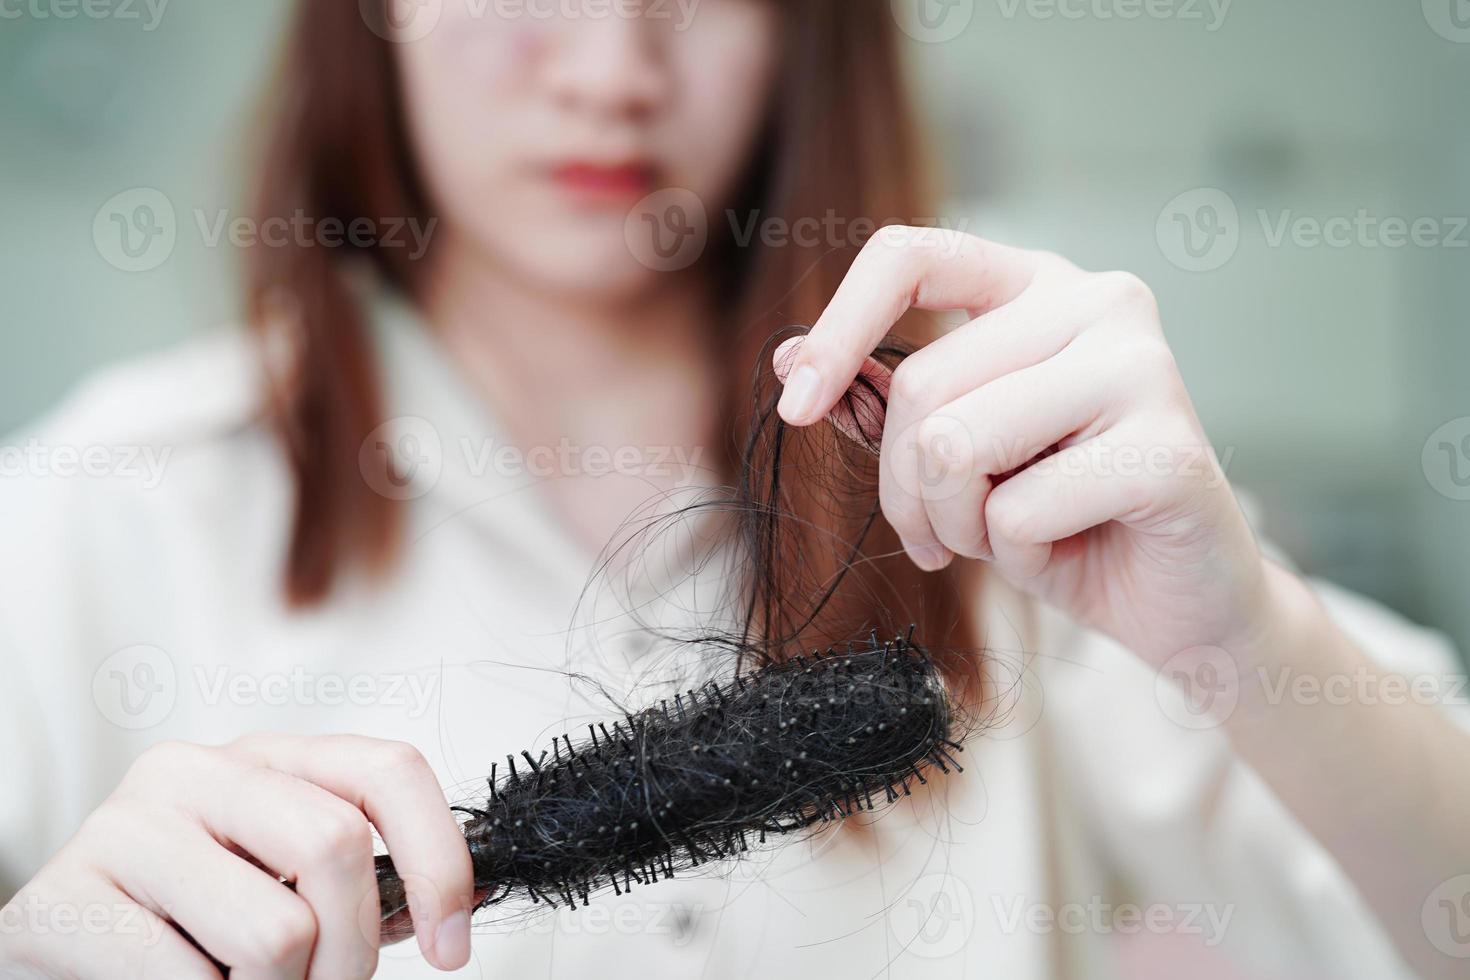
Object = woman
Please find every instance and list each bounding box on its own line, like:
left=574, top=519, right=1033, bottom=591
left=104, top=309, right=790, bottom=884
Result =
left=1, top=2, right=1466, bottom=978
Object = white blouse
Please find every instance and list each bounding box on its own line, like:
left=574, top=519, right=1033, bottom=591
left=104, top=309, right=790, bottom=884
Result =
left=1, top=297, right=1461, bottom=979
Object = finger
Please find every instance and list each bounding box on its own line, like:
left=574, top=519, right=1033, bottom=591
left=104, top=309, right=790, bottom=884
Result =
left=229, top=734, right=475, bottom=972
left=876, top=284, right=1093, bottom=567
left=880, top=272, right=1102, bottom=425
left=913, top=340, right=1121, bottom=561
left=199, top=767, right=380, bottom=979
left=983, top=427, right=1186, bottom=580
left=86, top=808, right=316, bottom=979
left=774, top=337, right=892, bottom=449
left=3, top=880, right=221, bottom=980
left=775, top=229, right=1043, bottom=425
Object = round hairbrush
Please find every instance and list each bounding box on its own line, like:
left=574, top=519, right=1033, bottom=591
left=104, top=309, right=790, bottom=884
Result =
left=374, top=631, right=964, bottom=938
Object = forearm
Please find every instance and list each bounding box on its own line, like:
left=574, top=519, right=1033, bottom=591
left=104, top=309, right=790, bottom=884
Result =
left=1221, top=560, right=1470, bottom=978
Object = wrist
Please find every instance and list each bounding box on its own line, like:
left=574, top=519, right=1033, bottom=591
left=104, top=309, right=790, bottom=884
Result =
left=1218, top=559, right=1335, bottom=734
left=1231, top=560, right=1321, bottom=671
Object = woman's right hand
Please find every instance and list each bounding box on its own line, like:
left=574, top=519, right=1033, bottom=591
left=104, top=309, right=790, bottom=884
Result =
left=0, top=734, right=474, bottom=979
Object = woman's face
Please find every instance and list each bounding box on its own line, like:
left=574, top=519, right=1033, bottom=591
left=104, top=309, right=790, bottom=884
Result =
left=394, top=0, right=781, bottom=300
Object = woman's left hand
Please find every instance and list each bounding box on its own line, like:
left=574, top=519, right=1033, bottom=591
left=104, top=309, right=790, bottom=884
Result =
left=774, top=227, right=1273, bottom=670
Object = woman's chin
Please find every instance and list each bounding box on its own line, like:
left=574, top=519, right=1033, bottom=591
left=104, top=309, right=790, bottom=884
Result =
left=498, top=242, right=677, bottom=305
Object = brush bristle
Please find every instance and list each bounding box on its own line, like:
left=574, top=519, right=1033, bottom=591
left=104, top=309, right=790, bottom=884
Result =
left=375, top=632, right=963, bottom=923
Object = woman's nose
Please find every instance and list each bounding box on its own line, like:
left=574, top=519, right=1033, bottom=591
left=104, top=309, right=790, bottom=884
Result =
left=541, top=15, right=670, bottom=121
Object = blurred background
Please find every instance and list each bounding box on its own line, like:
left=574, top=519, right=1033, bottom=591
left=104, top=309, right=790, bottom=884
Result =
left=1, top=0, right=1467, bottom=657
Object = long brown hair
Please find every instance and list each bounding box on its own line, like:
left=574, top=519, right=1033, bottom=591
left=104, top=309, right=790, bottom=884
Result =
left=247, top=1, right=976, bottom=685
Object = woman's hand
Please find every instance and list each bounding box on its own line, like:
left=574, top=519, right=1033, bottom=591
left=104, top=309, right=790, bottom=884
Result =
left=0, top=735, right=474, bottom=979
left=774, top=227, right=1270, bottom=669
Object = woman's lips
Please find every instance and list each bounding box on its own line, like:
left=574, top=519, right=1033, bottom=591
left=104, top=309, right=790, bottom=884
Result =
left=546, top=161, right=658, bottom=204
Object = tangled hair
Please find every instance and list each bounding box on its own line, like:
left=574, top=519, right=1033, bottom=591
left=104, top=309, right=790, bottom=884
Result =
left=371, top=336, right=988, bottom=935
left=376, top=633, right=964, bottom=935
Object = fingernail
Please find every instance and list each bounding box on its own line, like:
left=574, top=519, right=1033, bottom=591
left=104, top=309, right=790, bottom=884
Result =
left=904, top=540, right=953, bottom=572
left=434, top=908, right=471, bottom=970
left=778, top=364, right=822, bottom=423
left=773, top=338, right=803, bottom=378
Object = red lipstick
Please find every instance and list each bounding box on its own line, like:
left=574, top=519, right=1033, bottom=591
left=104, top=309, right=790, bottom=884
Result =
left=548, top=161, right=657, bottom=204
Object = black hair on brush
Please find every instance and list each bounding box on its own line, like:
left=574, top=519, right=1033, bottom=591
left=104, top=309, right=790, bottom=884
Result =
left=375, top=630, right=962, bottom=930
left=374, top=331, right=973, bottom=936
